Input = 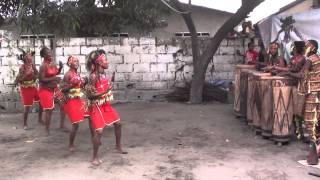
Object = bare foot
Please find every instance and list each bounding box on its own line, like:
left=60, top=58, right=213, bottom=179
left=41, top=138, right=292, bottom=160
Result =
left=116, top=147, right=128, bottom=154
left=69, top=145, right=75, bottom=153
left=91, top=159, right=101, bottom=166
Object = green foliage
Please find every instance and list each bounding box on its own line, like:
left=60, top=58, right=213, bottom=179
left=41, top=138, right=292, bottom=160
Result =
left=0, top=0, right=170, bottom=36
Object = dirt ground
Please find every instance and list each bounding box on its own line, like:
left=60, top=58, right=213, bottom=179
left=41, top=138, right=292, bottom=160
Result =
left=0, top=101, right=319, bottom=180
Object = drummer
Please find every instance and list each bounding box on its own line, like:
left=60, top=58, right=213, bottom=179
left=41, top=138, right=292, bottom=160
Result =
left=274, top=41, right=307, bottom=140
left=264, top=42, right=287, bottom=72
left=285, top=40, right=320, bottom=165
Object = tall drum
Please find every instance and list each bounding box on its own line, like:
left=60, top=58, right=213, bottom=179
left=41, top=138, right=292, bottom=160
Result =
left=259, top=76, right=275, bottom=138
left=234, top=65, right=255, bottom=117
left=292, top=87, right=305, bottom=118
left=246, top=70, right=258, bottom=126
left=252, top=72, right=271, bottom=133
left=272, top=77, right=295, bottom=145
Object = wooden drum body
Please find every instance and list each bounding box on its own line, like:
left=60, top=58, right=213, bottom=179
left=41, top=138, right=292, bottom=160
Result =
left=234, top=65, right=255, bottom=117
left=259, top=76, right=274, bottom=138
left=252, top=72, right=271, bottom=133
left=272, top=77, right=295, bottom=143
left=292, top=87, right=305, bottom=118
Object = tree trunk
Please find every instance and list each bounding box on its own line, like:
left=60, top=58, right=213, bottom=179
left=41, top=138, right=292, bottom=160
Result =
left=169, top=0, right=264, bottom=104
left=190, top=57, right=206, bottom=103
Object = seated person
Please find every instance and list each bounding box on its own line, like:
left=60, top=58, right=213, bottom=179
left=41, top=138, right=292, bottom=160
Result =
left=245, top=41, right=259, bottom=65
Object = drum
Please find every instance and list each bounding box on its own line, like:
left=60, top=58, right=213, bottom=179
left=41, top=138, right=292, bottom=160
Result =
left=239, top=68, right=255, bottom=118
left=252, top=72, right=271, bottom=133
left=272, top=77, right=295, bottom=144
left=259, top=76, right=275, bottom=138
left=246, top=70, right=259, bottom=126
left=234, top=65, right=255, bottom=117
left=292, top=87, right=305, bottom=117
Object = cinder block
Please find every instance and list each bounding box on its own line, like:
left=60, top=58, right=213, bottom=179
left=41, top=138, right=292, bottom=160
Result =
left=158, top=72, right=174, bottom=81
left=75, top=55, right=86, bottom=64
left=112, top=90, right=126, bottom=101
left=151, top=64, right=167, bottom=72
left=114, top=45, right=132, bottom=54
left=152, top=82, right=168, bottom=90
left=86, top=38, right=102, bottom=46
left=64, top=46, right=80, bottom=55
left=65, top=38, right=86, bottom=46
left=133, top=63, right=150, bottom=73
left=157, top=54, right=174, bottom=63
left=127, top=38, right=139, bottom=45
left=213, top=55, right=235, bottom=64
left=124, top=54, right=140, bottom=64
left=55, top=56, right=68, bottom=64
left=132, top=46, right=150, bottom=54
left=108, top=55, right=123, bottom=64
left=219, top=46, right=235, bottom=55
left=168, top=63, right=176, bottom=72
left=55, top=47, right=64, bottom=56
left=56, top=38, right=64, bottom=46
left=140, top=54, right=157, bottom=63
left=116, top=64, right=133, bottom=73
left=114, top=73, right=126, bottom=82
left=136, top=82, right=153, bottom=90
left=79, top=65, right=87, bottom=74
left=142, top=73, right=158, bottom=81
left=2, top=56, right=19, bottom=66
left=127, top=73, right=142, bottom=81
left=0, top=48, right=9, bottom=57
left=139, top=37, right=156, bottom=45
left=100, top=45, right=115, bottom=53
left=103, top=37, right=120, bottom=45
left=80, top=46, right=97, bottom=55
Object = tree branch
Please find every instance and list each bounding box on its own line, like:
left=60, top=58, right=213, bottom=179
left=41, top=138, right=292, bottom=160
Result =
left=169, top=0, right=200, bottom=68
left=200, top=0, right=264, bottom=69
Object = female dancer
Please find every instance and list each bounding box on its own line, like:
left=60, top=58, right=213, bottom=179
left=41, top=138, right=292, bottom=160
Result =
left=38, top=47, right=65, bottom=135
left=61, top=56, right=86, bottom=152
left=85, top=49, right=126, bottom=166
left=14, top=50, right=43, bottom=129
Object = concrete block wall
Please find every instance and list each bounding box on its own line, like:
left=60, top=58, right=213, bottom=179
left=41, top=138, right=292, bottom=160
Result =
left=0, top=36, right=251, bottom=112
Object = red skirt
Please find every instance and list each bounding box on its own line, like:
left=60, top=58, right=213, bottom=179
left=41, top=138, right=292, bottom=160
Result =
left=64, top=98, right=85, bottom=124
left=90, top=102, right=120, bottom=130
left=38, top=87, right=54, bottom=110
left=20, top=86, right=39, bottom=106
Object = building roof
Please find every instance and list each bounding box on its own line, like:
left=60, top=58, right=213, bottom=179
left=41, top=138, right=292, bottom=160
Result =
left=275, top=0, right=306, bottom=15
left=181, top=3, right=234, bottom=16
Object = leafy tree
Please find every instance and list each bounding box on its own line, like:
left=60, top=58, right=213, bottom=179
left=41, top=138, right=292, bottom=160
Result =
left=0, top=0, right=170, bottom=36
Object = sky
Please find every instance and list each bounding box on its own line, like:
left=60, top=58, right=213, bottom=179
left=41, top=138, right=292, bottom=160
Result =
left=179, top=0, right=296, bottom=23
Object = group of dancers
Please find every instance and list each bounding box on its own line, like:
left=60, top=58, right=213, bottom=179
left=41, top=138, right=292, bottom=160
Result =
left=245, top=39, right=320, bottom=165
left=14, top=47, right=126, bottom=166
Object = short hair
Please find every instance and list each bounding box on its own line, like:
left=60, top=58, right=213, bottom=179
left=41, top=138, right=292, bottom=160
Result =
left=308, top=39, right=318, bottom=52
left=293, top=41, right=305, bottom=54
left=40, top=47, right=50, bottom=58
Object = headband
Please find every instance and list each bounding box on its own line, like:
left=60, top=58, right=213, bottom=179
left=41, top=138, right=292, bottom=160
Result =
left=95, top=54, right=105, bottom=64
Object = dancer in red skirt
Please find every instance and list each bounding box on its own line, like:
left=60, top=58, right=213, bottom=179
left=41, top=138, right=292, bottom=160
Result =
left=60, top=56, right=87, bottom=152
left=14, top=50, right=43, bottom=129
left=38, top=47, right=65, bottom=135
left=85, top=49, right=127, bottom=166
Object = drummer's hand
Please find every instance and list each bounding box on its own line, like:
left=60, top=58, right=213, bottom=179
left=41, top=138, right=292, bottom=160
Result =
left=278, top=71, right=289, bottom=76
